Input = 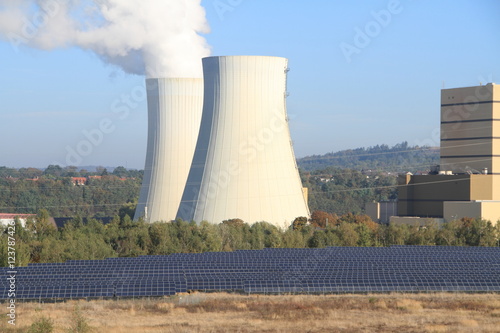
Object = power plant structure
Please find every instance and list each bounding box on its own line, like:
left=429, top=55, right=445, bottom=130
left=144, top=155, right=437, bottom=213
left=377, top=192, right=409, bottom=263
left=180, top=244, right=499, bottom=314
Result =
left=134, top=78, right=204, bottom=222
left=380, top=82, right=500, bottom=226
left=134, top=56, right=310, bottom=227
left=176, top=56, right=310, bottom=227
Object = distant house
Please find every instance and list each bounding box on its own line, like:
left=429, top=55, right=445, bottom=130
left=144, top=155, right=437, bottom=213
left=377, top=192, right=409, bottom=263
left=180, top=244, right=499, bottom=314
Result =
left=0, top=213, right=36, bottom=228
left=314, top=174, right=333, bottom=183
left=71, top=177, right=87, bottom=186
left=88, top=175, right=129, bottom=181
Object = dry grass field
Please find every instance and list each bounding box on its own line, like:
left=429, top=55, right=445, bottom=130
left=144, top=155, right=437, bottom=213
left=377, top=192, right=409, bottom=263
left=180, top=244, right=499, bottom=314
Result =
left=1, top=292, right=500, bottom=333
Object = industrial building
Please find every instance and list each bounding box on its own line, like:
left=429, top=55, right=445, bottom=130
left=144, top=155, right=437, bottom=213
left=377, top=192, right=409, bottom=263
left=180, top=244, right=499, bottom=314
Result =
left=177, top=56, right=310, bottom=227
left=365, top=201, right=397, bottom=224
left=134, top=78, right=204, bottom=222
left=392, top=83, right=500, bottom=226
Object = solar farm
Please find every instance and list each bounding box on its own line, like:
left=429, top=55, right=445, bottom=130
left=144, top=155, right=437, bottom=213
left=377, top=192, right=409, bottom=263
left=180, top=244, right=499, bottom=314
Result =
left=1, top=246, right=499, bottom=300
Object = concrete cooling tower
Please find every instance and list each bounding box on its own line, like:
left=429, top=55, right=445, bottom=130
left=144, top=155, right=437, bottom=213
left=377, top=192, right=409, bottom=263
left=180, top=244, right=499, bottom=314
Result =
left=134, top=78, right=203, bottom=222
left=177, top=56, right=310, bottom=227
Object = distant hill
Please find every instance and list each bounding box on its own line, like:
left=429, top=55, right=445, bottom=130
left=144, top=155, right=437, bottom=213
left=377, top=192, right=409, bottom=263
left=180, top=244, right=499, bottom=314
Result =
left=297, top=142, right=439, bottom=173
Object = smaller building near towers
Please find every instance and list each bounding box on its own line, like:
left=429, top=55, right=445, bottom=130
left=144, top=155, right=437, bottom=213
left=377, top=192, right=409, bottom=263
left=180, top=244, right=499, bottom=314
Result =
left=368, top=83, right=500, bottom=226
left=394, top=83, right=500, bottom=226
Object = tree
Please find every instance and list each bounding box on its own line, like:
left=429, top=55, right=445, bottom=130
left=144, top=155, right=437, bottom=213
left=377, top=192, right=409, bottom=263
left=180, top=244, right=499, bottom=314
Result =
left=38, top=237, right=66, bottom=263
left=249, top=222, right=279, bottom=249
left=407, top=222, right=438, bottom=245
left=118, top=202, right=137, bottom=220
left=222, top=218, right=245, bottom=227
left=386, top=223, right=410, bottom=245
left=310, top=211, right=338, bottom=228
left=356, top=223, right=373, bottom=246
left=148, top=222, right=181, bottom=254
left=291, top=216, right=308, bottom=231
left=44, top=164, right=63, bottom=177
left=281, top=229, right=306, bottom=248
left=478, top=220, right=497, bottom=247
left=199, top=221, right=223, bottom=252
left=64, top=166, right=80, bottom=177
left=436, top=220, right=460, bottom=245
left=218, top=222, right=252, bottom=251
left=0, top=166, right=19, bottom=178
left=308, top=230, right=327, bottom=248
left=18, top=167, right=43, bottom=179
left=25, top=209, right=56, bottom=239
left=337, top=222, right=359, bottom=246
left=112, top=166, right=128, bottom=178
left=453, top=218, right=496, bottom=246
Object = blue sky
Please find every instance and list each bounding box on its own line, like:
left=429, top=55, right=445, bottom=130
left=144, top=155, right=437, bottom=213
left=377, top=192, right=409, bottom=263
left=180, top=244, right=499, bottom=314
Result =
left=1, top=0, right=499, bottom=169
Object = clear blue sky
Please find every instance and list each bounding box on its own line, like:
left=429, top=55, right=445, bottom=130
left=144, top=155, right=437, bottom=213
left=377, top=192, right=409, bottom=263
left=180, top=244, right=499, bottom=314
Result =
left=1, top=0, right=499, bottom=169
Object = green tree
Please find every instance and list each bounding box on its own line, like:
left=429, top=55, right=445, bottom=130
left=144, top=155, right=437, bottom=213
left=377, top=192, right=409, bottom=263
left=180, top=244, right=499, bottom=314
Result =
left=34, top=209, right=57, bottom=238
left=222, top=218, right=245, bottom=227
left=281, top=229, right=306, bottom=248
left=337, top=222, right=359, bottom=246
left=218, top=222, right=251, bottom=251
left=199, top=221, right=223, bottom=252
left=112, top=166, right=128, bottom=178
left=436, top=220, right=460, bottom=245
left=18, top=167, right=43, bottom=179
left=118, top=202, right=137, bottom=220
left=386, top=223, right=410, bottom=245
left=356, top=223, right=373, bottom=246
left=308, top=230, right=328, bottom=248
left=44, top=164, right=64, bottom=178
left=407, top=222, right=438, bottom=245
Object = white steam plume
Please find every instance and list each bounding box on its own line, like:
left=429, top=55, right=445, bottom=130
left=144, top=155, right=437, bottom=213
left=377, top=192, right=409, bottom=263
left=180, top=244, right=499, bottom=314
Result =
left=0, top=0, right=211, bottom=77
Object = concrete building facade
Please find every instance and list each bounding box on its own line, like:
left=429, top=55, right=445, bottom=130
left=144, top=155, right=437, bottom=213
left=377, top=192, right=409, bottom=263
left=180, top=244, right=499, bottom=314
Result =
left=395, top=83, right=500, bottom=225
left=366, top=201, right=397, bottom=224
left=441, top=83, right=500, bottom=174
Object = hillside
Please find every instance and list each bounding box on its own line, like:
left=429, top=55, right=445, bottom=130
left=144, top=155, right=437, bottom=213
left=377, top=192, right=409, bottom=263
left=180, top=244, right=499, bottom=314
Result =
left=297, top=142, right=439, bottom=173
left=0, top=143, right=439, bottom=218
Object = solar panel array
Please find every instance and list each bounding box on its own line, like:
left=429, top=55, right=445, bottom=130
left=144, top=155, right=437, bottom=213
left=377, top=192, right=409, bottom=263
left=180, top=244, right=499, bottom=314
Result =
left=1, top=246, right=499, bottom=300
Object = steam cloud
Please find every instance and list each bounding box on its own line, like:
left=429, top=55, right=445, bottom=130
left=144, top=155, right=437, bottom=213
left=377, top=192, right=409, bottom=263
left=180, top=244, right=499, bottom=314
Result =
left=0, top=0, right=211, bottom=77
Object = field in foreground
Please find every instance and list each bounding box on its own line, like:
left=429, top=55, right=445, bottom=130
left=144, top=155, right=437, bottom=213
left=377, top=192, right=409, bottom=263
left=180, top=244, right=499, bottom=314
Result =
left=1, top=293, right=500, bottom=333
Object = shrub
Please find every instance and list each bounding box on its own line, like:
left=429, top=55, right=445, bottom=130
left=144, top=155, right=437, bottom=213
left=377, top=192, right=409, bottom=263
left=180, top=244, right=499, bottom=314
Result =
left=28, top=316, right=54, bottom=333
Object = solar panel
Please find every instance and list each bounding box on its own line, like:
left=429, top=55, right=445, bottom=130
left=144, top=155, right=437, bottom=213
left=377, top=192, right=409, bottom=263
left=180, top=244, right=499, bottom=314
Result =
left=1, top=246, right=499, bottom=299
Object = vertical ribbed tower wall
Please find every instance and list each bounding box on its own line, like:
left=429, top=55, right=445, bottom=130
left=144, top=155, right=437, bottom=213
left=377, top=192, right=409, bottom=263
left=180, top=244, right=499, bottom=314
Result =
left=177, top=56, right=310, bottom=228
left=134, top=78, right=203, bottom=222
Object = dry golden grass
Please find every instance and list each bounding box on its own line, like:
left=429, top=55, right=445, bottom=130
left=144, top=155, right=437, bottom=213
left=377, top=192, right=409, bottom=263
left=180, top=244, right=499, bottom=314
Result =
left=1, top=292, right=499, bottom=333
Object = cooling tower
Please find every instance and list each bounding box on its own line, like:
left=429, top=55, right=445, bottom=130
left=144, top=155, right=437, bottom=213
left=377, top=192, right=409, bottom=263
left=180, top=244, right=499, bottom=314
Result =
left=177, top=56, right=310, bottom=227
left=134, top=78, right=203, bottom=222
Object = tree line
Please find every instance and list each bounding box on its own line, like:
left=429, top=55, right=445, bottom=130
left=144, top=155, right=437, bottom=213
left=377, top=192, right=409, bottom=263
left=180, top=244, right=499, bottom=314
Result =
left=1, top=210, right=498, bottom=267
left=297, top=142, right=439, bottom=173
left=0, top=165, right=142, bottom=179
left=0, top=164, right=398, bottom=217
left=0, top=166, right=141, bottom=217
left=301, top=167, right=398, bottom=215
